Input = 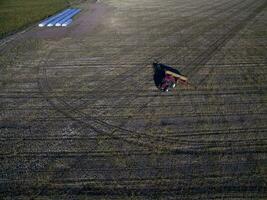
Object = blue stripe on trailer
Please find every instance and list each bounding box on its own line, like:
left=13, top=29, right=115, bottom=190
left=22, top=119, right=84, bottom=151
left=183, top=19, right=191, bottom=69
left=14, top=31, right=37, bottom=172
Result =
left=55, top=9, right=81, bottom=27
left=47, top=9, right=76, bottom=27
left=62, top=19, right=73, bottom=27
left=38, top=9, right=71, bottom=27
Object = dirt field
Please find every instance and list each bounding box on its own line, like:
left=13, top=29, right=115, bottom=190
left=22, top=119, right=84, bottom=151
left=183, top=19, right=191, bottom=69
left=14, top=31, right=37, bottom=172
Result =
left=1, top=0, right=267, bottom=198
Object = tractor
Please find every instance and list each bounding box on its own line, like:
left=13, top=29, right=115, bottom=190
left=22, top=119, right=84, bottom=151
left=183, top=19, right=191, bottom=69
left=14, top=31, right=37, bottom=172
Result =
left=153, top=62, right=188, bottom=92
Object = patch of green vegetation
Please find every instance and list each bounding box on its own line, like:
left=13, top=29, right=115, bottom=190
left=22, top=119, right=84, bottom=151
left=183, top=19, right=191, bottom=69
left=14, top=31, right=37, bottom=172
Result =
left=0, top=0, right=75, bottom=38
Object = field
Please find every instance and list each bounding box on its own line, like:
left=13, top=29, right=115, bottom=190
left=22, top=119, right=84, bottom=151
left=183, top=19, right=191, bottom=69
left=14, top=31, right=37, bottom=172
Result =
left=0, top=0, right=267, bottom=199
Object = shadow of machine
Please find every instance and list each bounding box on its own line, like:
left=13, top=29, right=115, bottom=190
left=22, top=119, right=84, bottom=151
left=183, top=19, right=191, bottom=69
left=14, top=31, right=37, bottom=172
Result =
left=152, top=62, right=188, bottom=92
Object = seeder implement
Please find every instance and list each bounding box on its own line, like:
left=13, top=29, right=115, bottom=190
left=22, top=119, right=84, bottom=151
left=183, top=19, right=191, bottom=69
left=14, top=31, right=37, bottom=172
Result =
left=165, top=70, right=188, bottom=84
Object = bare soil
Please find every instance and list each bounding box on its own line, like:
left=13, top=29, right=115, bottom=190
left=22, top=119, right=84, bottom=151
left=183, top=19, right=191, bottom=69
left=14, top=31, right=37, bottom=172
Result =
left=0, top=0, right=267, bottom=199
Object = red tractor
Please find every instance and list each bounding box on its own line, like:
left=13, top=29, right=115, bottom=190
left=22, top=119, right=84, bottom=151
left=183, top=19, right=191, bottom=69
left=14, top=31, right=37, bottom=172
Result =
left=153, top=62, right=188, bottom=92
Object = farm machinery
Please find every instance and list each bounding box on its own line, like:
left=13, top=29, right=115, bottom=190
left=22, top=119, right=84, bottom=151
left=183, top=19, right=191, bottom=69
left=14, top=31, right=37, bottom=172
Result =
left=153, top=62, right=188, bottom=92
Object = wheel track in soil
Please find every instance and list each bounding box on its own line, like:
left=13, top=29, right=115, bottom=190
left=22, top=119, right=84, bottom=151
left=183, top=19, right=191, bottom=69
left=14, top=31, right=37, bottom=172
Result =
left=48, top=0, right=255, bottom=111
left=37, top=0, right=267, bottom=152
left=39, top=0, right=247, bottom=108
left=1, top=0, right=267, bottom=197
left=53, top=0, right=245, bottom=106
left=108, top=0, right=267, bottom=139
left=4, top=167, right=266, bottom=197
left=33, top=1, right=267, bottom=193
left=2, top=123, right=266, bottom=143
left=1, top=0, right=266, bottom=195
